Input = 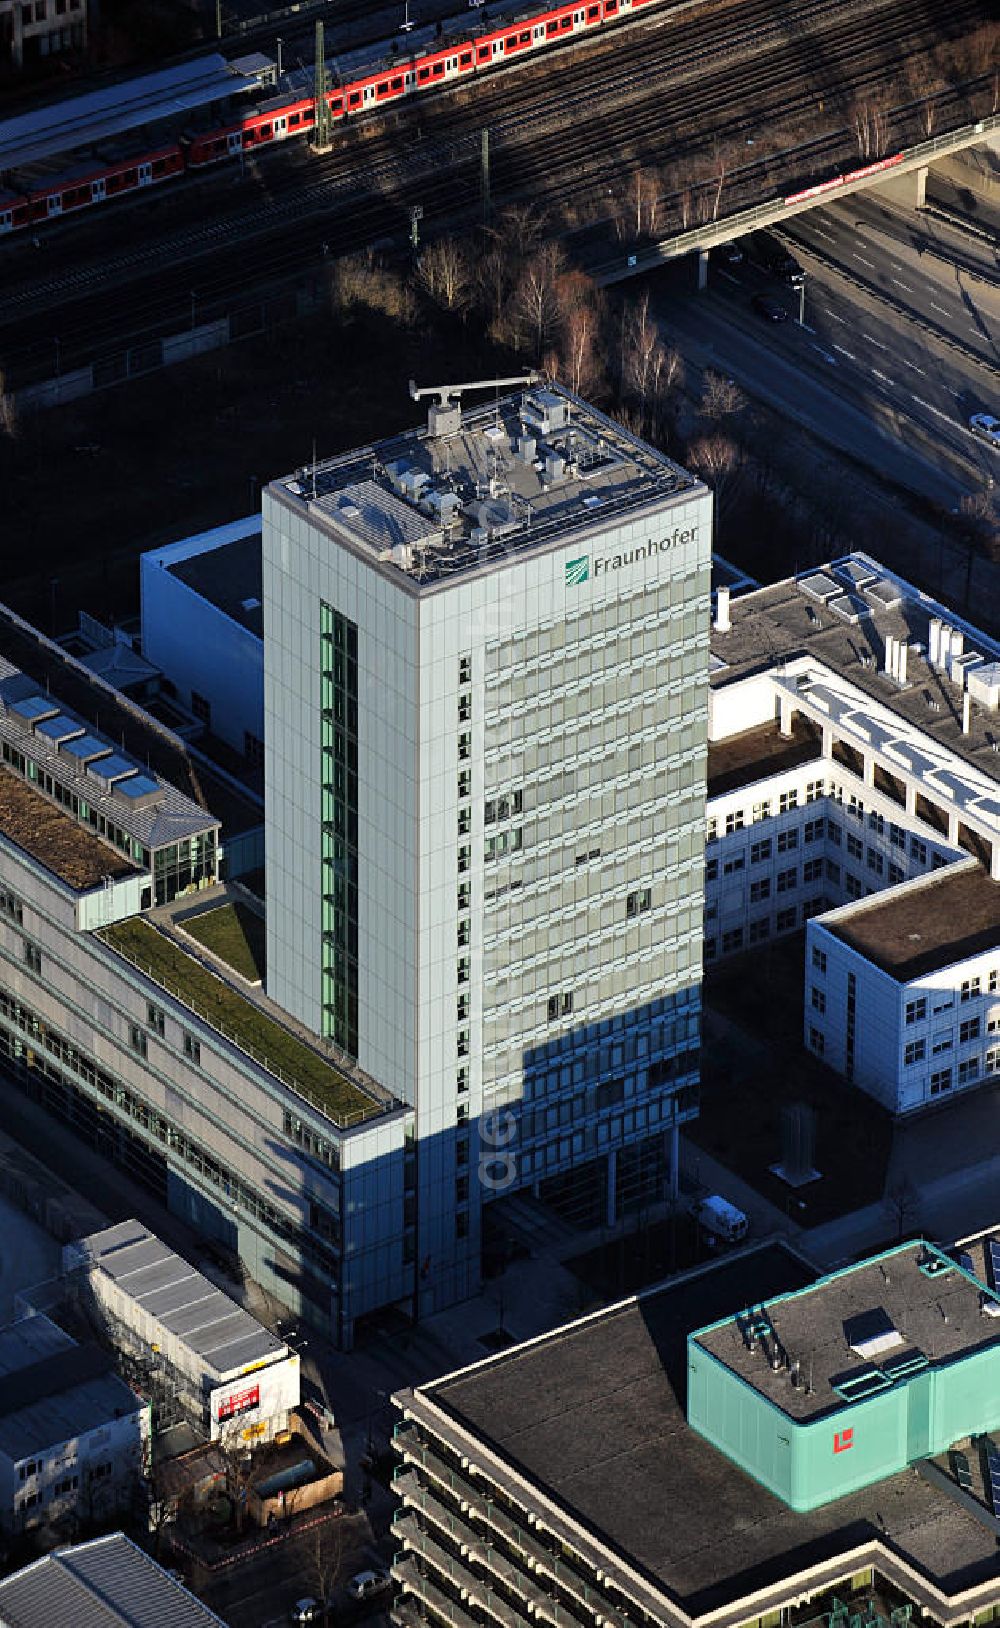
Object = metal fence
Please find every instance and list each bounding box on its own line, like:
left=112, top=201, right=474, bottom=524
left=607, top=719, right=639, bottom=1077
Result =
left=17, top=282, right=321, bottom=412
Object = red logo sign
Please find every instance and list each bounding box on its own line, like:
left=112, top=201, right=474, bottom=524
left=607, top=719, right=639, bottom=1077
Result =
left=217, top=1383, right=260, bottom=1422
left=834, top=1428, right=854, bottom=1454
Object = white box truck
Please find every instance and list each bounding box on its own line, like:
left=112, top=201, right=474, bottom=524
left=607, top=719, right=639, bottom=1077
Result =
left=692, top=1194, right=749, bottom=1245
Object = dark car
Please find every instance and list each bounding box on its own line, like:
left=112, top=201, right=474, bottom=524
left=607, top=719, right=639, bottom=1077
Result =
left=746, top=229, right=802, bottom=284
left=752, top=293, right=787, bottom=323
left=715, top=240, right=744, bottom=265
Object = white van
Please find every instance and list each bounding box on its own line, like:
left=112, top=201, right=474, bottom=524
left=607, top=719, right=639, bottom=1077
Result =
left=691, top=1194, right=749, bottom=1245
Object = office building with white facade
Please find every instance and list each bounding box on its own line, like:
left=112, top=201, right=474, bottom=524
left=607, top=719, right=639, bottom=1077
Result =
left=704, top=553, right=1000, bottom=1116
left=263, top=383, right=712, bottom=1314
left=0, top=1311, right=149, bottom=1535
left=0, top=388, right=711, bottom=1347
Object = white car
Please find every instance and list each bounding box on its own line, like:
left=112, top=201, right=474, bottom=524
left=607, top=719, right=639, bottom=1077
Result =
left=970, top=413, right=1000, bottom=448
left=346, top=1569, right=390, bottom=1601
left=289, top=1602, right=321, bottom=1626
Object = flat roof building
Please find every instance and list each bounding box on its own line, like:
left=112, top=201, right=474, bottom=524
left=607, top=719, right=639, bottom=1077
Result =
left=0, top=586, right=399, bottom=1348
left=0, top=1312, right=148, bottom=1534
left=141, top=517, right=264, bottom=762
left=704, top=553, right=1000, bottom=1115
left=264, top=381, right=712, bottom=1315
left=691, top=1241, right=1000, bottom=1510
left=64, top=1220, right=299, bottom=1442
left=393, top=1240, right=1000, bottom=1628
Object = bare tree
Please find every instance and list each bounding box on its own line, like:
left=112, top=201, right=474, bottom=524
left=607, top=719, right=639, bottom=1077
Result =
left=687, top=432, right=741, bottom=531
left=851, top=99, right=890, bottom=159
left=623, top=290, right=661, bottom=414
left=662, top=162, right=699, bottom=232
left=514, top=243, right=566, bottom=360
left=0, top=368, right=16, bottom=439
left=885, top=1175, right=919, bottom=1243
left=904, top=59, right=945, bottom=137
left=416, top=237, right=472, bottom=313
left=497, top=201, right=547, bottom=261
left=561, top=303, right=601, bottom=397
left=708, top=142, right=738, bottom=222
left=303, top=1513, right=347, bottom=1614
left=330, top=252, right=414, bottom=323
left=700, top=370, right=745, bottom=423
left=629, top=168, right=662, bottom=238
left=476, top=240, right=510, bottom=339
left=964, top=22, right=1000, bottom=113
left=216, top=1417, right=256, bottom=1535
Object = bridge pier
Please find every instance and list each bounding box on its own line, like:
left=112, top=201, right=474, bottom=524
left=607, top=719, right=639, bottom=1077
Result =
left=875, top=162, right=928, bottom=210
left=697, top=247, right=709, bottom=290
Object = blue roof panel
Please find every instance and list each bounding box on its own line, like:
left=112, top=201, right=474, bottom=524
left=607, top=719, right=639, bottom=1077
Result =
left=87, top=753, right=137, bottom=783
left=9, top=694, right=58, bottom=722
left=114, top=774, right=160, bottom=800
left=60, top=733, right=112, bottom=763
left=35, top=714, right=84, bottom=743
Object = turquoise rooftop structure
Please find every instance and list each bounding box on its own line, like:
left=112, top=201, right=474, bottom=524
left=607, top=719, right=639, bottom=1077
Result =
left=688, top=1238, right=1000, bottom=1512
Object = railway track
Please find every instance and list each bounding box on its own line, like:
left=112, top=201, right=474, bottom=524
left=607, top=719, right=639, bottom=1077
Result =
left=0, top=0, right=992, bottom=384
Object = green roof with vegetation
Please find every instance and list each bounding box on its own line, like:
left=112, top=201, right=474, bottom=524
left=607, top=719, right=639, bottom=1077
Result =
left=183, top=902, right=265, bottom=985
left=99, top=917, right=380, bottom=1128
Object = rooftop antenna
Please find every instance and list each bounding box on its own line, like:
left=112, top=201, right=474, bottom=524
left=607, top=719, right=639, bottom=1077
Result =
left=311, top=439, right=318, bottom=499
left=409, top=372, right=542, bottom=438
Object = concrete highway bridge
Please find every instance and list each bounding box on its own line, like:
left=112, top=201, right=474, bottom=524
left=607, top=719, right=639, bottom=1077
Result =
left=595, top=113, right=1000, bottom=287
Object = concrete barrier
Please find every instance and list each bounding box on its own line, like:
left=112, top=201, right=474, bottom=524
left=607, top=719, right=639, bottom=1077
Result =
left=163, top=320, right=230, bottom=365
left=18, top=367, right=93, bottom=410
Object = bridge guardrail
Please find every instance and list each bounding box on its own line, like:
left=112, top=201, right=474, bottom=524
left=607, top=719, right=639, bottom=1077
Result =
left=592, top=112, right=1000, bottom=285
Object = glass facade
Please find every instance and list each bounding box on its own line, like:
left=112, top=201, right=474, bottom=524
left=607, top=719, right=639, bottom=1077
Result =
left=152, top=833, right=218, bottom=906
left=0, top=987, right=340, bottom=1277
left=320, top=602, right=359, bottom=1056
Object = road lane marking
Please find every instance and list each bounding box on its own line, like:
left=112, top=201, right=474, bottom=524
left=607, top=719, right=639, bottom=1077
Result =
left=930, top=300, right=951, bottom=315
left=854, top=253, right=876, bottom=268
left=833, top=344, right=856, bottom=360
left=900, top=358, right=926, bottom=375
left=871, top=369, right=895, bottom=385
left=890, top=278, right=913, bottom=292
left=810, top=225, right=835, bottom=242
left=826, top=310, right=847, bottom=324
left=862, top=334, right=887, bottom=349
left=913, top=398, right=957, bottom=425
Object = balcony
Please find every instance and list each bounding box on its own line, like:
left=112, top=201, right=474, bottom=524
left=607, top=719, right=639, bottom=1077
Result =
left=392, top=1555, right=480, bottom=1628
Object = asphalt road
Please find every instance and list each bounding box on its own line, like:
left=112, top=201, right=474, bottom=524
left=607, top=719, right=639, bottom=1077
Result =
left=658, top=192, right=999, bottom=505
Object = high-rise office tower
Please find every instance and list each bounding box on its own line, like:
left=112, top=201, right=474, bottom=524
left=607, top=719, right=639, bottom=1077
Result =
left=263, top=383, right=711, bottom=1315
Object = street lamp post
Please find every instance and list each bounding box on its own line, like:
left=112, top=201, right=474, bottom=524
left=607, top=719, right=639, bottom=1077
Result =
left=276, top=36, right=283, bottom=79
left=793, top=271, right=806, bottom=326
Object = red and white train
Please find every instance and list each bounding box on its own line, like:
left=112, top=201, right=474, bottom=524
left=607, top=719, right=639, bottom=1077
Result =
left=0, top=0, right=662, bottom=235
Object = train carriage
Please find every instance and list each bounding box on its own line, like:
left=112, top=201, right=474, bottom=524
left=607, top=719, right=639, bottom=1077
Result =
left=0, top=0, right=663, bottom=232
